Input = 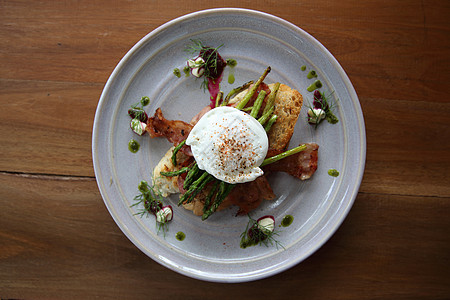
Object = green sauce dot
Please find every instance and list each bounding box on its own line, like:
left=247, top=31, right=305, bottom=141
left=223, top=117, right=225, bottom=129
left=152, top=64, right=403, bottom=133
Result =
left=328, top=169, right=340, bottom=177
left=301, top=65, right=306, bottom=71
left=228, top=72, right=235, bottom=84
left=315, top=80, right=322, bottom=88
left=176, top=231, right=186, bottom=241
left=226, top=59, right=237, bottom=67
left=183, top=66, right=190, bottom=77
left=140, top=96, right=150, bottom=106
left=307, top=80, right=322, bottom=92
left=281, top=215, right=294, bottom=227
left=173, top=68, right=181, bottom=78
left=128, top=139, right=140, bottom=153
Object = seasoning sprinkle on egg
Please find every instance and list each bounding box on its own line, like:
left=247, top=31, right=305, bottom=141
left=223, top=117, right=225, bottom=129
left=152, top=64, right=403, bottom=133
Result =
left=186, top=106, right=268, bottom=184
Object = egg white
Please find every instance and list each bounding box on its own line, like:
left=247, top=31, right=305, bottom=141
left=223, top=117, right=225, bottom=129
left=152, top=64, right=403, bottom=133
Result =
left=186, top=106, right=269, bottom=184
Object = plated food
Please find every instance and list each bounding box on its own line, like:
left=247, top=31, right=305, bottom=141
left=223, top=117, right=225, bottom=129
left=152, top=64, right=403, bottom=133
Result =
left=128, top=41, right=328, bottom=246
left=92, top=8, right=365, bottom=282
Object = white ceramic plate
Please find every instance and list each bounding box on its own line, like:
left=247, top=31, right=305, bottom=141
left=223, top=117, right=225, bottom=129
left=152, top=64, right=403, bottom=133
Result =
left=92, top=8, right=365, bottom=283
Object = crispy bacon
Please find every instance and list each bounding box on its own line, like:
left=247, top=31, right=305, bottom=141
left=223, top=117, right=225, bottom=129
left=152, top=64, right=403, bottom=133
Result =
left=146, top=108, right=193, bottom=155
left=227, top=175, right=276, bottom=216
left=146, top=108, right=192, bottom=143
left=146, top=106, right=211, bottom=144
left=263, top=143, right=319, bottom=180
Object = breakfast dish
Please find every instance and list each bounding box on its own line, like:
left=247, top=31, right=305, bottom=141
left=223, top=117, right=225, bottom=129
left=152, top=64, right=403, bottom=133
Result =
left=147, top=72, right=319, bottom=220
left=92, top=8, right=365, bottom=282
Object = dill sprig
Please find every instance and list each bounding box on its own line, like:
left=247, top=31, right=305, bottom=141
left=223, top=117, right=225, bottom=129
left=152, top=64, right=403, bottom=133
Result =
left=239, top=215, right=284, bottom=250
left=306, top=90, right=339, bottom=128
left=185, top=39, right=225, bottom=90
left=129, top=98, right=149, bottom=122
left=130, top=181, right=162, bottom=216
left=130, top=180, right=170, bottom=236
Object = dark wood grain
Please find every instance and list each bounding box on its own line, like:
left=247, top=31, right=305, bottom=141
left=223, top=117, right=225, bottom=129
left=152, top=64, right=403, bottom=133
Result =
left=1, top=0, right=449, bottom=298
left=1, top=173, right=448, bottom=299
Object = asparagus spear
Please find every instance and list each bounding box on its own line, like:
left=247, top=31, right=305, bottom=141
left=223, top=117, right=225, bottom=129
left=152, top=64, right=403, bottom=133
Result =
left=258, top=106, right=274, bottom=125
left=235, top=67, right=271, bottom=110
left=202, top=182, right=235, bottom=220
left=257, top=82, right=279, bottom=125
left=262, top=82, right=280, bottom=115
left=250, top=90, right=266, bottom=118
left=160, top=166, right=190, bottom=177
left=260, top=144, right=307, bottom=167
left=171, top=140, right=186, bottom=166
left=221, top=80, right=254, bottom=107
left=178, top=171, right=213, bottom=205
left=215, top=91, right=224, bottom=108
left=183, top=162, right=199, bottom=190
left=202, top=180, right=220, bottom=213
left=264, top=114, right=278, bottom=132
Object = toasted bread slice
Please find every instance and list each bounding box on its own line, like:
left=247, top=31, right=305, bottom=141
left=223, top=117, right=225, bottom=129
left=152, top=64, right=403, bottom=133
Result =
left=267, top=83, right=303, bottom=156
left=152, top=146, right=189, bottom=197
left=229, top=83, right=303, bottom=156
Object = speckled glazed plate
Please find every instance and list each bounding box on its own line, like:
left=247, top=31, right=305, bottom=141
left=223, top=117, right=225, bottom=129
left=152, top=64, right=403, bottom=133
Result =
left=92, top=8, right=365, bottom=282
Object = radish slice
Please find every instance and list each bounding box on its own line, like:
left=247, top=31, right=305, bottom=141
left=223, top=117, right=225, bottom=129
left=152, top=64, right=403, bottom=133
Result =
left=130, top=118, right=147, bottom=135
left=187, top=56, right=205, bottom=68
left=128, top=108, right=148, bottom=122
left=187, top=56, right=205, bottom=78
left=191, top=67, right=205, bottom=78
left=257, top=215, right=275, bottom=234
left=156, top=205, right=173, bottom=223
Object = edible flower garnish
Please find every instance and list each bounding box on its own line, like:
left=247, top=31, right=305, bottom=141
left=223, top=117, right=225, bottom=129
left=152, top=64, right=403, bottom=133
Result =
left=185, top=39, right=226, bottom=83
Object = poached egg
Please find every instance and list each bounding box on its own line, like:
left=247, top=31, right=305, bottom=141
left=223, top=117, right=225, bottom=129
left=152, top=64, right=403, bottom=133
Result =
left=186, top=106, right=268, bottom=184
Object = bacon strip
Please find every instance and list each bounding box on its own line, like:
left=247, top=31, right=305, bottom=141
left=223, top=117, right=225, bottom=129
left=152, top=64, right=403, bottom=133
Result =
left=146, top=108, right=193, bottom=155
left=263, top=143, right=319, bottom=180
left=146, top=108, right=192, bottom=143
left=227, top=175, right=276, bottom=216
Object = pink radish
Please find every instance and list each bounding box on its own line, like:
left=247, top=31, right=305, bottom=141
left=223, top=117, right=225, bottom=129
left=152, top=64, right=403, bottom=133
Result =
left=130, top=118, right=147, bottom=136
left=156, top=205, right=173, bottom=223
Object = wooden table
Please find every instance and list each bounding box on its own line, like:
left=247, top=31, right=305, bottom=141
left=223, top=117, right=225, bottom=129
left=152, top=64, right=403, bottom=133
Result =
left=1, top=1, right=449, bottom=298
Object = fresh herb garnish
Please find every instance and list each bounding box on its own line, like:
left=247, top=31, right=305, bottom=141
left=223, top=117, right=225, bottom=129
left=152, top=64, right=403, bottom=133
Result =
left=306, top=90, right=339, bottom=128
left=239, top=215, right=284, bottom=249
left=328, top=169, right=340, bottom=177
left=131, top=180, right=171, bottom=236
left=128, top=98, right=149, bottom=122
left=185, top=39, right=226, bottom=90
